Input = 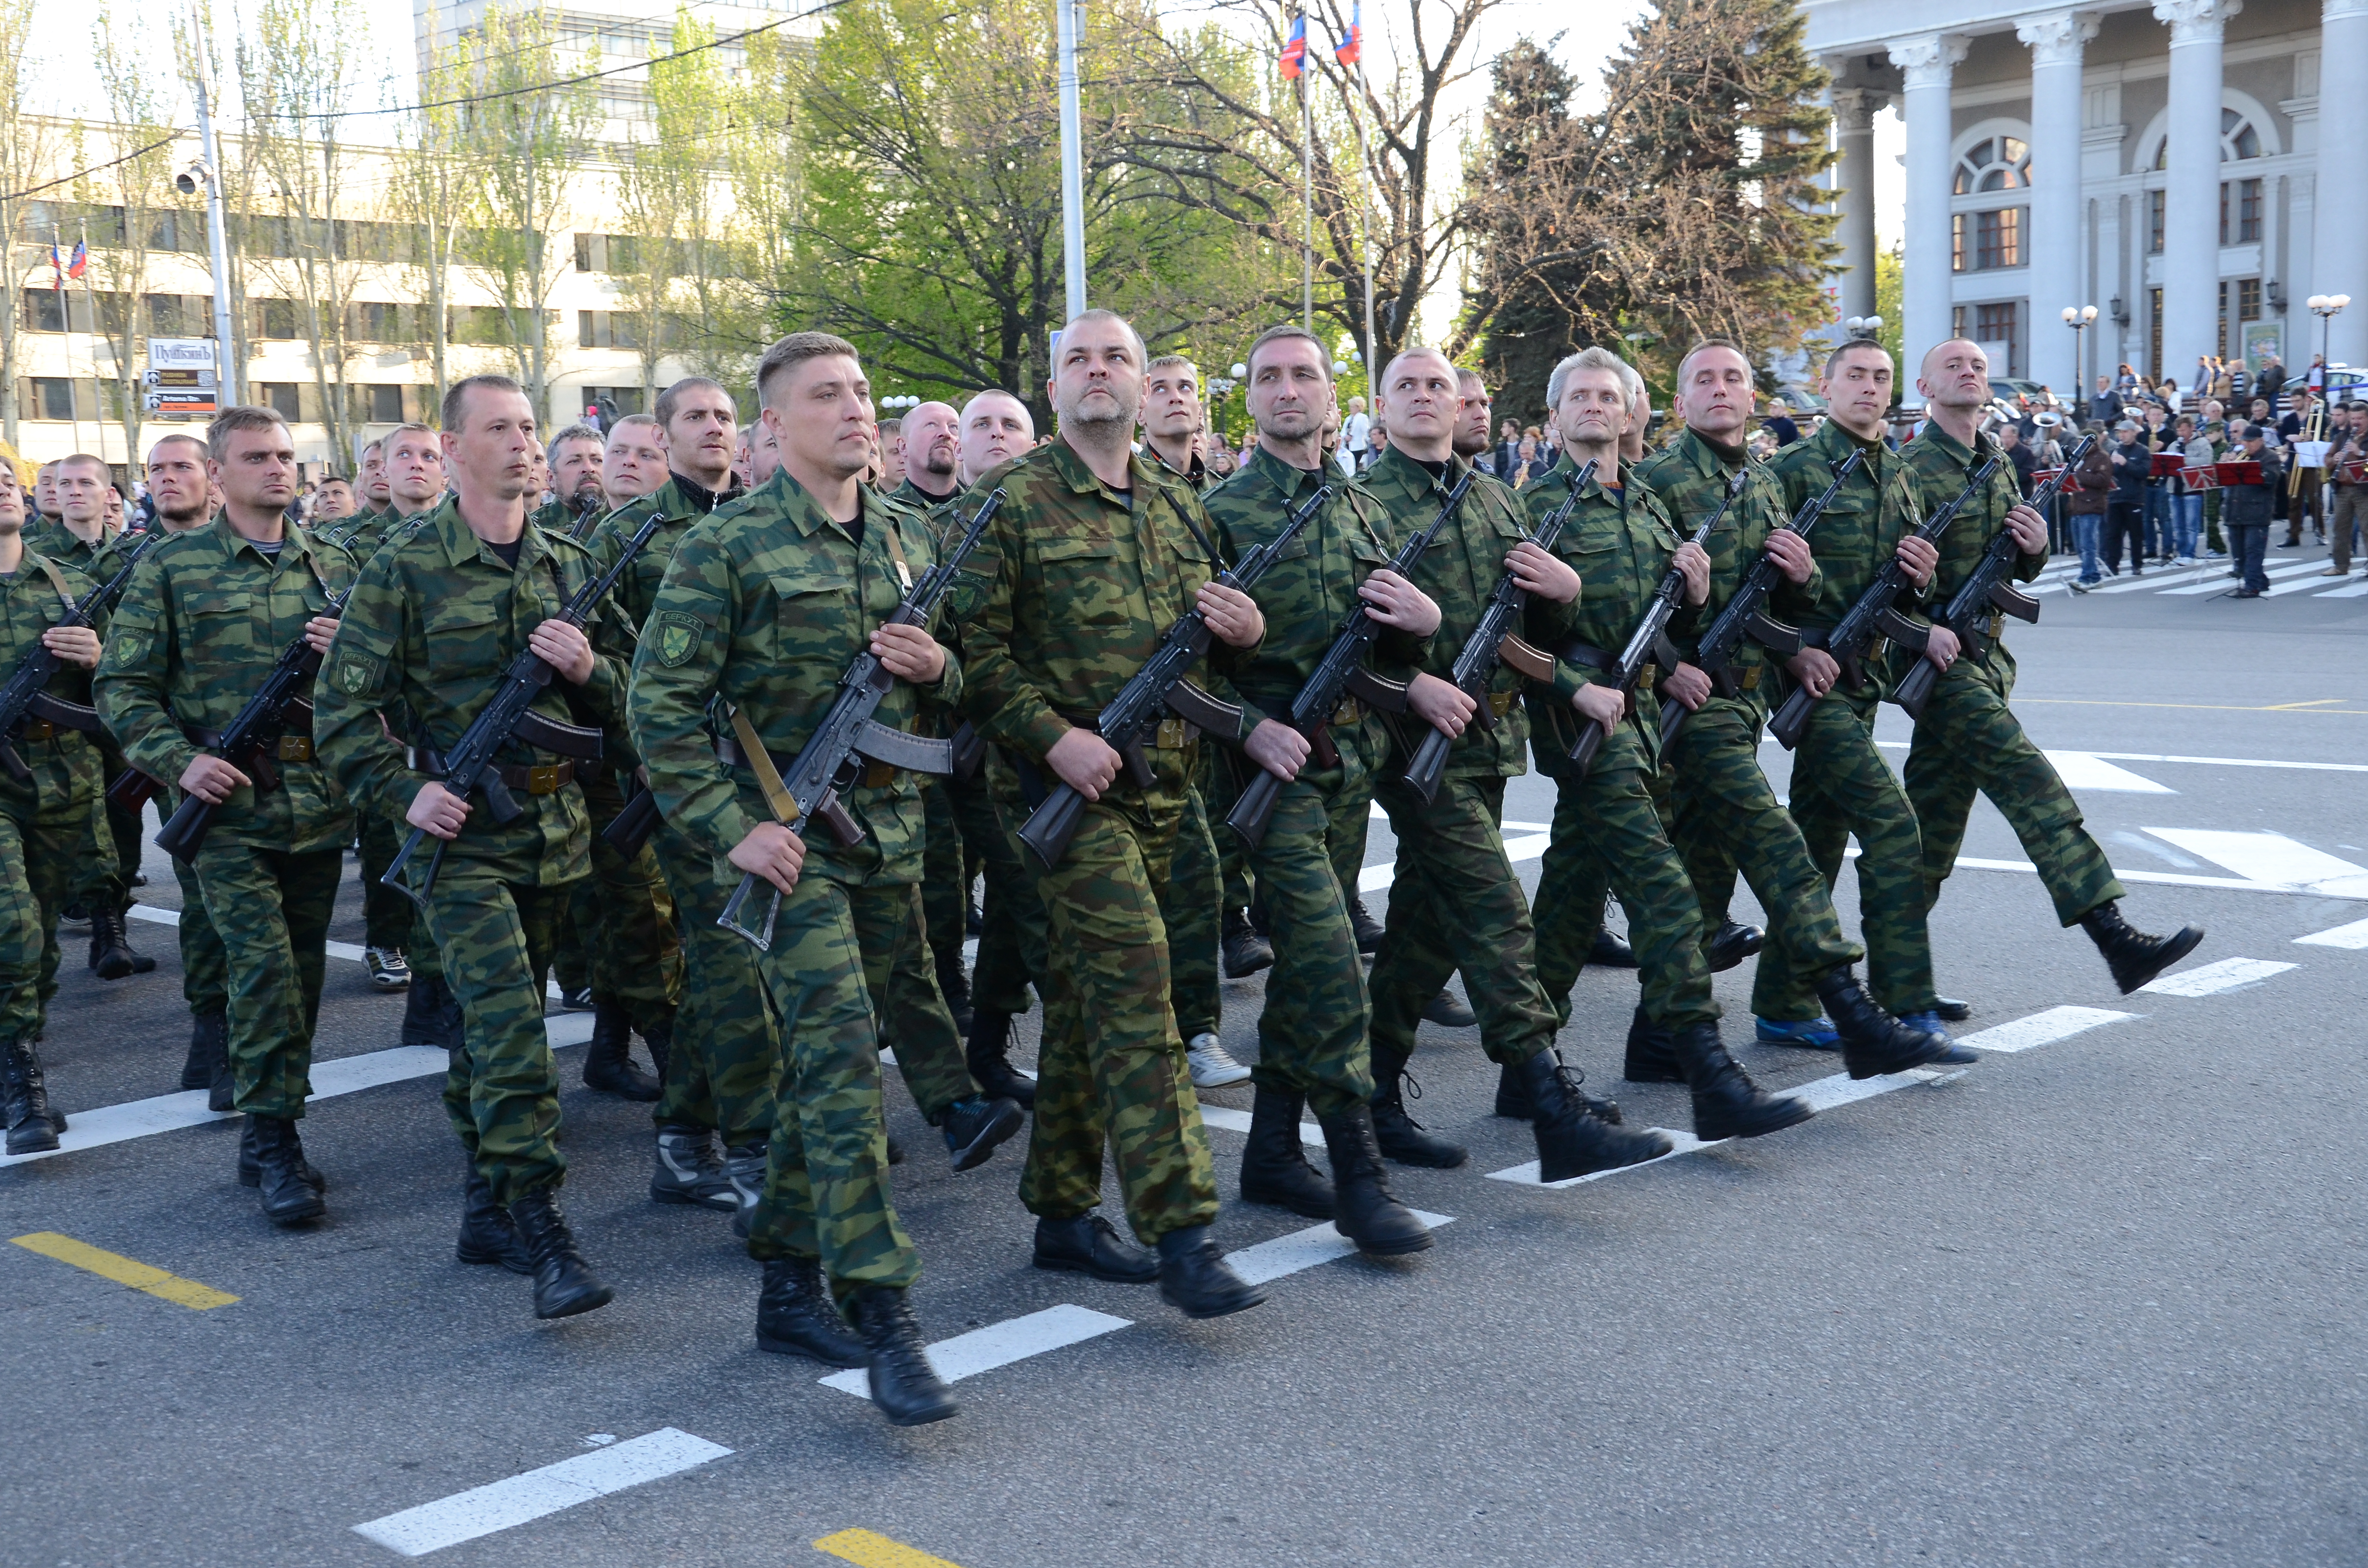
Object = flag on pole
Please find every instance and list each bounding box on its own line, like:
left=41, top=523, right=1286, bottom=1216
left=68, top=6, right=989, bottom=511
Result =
left=1334, top=2, right=1361, bottom=64
left=48, top=243, right=63, bottom=289
left=1280, top=12, right=1306, bottom=78
left=65, top=240, right=87, bottom=281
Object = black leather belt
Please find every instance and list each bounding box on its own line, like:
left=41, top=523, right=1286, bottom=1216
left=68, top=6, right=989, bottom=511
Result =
left=1057, top=708, right=1196, bottom=749
left=1551, top=638, right=1656, bottom=689
left=188, top=725, right=315, bottom=762
left=406, top=747, right=575, bottom=795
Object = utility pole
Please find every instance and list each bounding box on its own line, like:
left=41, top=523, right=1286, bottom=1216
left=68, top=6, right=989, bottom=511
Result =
left=1056, top=0, right=1086, bottom=322
left=1299, top=0, right=1313, bottom=331
left=189, top=3, right=237, bottom=410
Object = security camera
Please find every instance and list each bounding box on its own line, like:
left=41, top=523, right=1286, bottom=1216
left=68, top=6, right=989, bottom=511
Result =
left=174, top=158, right=214, bottom=197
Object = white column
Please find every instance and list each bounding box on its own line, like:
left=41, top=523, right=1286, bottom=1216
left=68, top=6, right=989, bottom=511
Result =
left=2018, top=10, right=2098, bottom=394
left=1891, top=32, right=1969, bottom=384
left=2153, top=0, right=2240, bottom=385
left=2319, top=0, right=2368, bottom=367
left=1831, top=87, right=1889, bottom=324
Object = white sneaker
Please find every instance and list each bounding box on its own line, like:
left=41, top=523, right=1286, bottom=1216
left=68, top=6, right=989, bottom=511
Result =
left=1186, top=1033, right=1251, bottom=1088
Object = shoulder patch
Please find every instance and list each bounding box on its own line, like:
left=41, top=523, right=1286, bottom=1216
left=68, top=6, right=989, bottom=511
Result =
left=101, top=631, right=149, bottom=673
left=652, top=610, right=704, bottom=668
left=328, top=647, right=383, bottom=697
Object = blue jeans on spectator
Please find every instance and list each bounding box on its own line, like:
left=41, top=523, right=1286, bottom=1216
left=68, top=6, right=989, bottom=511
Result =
left=2229, top=522, right=2269, bottom=591
left=2142, top=486, right=2172, bottom=560
left=2172, top=493, right=2203, bottom=560
left=2073, top=514, right=2103, bottom=583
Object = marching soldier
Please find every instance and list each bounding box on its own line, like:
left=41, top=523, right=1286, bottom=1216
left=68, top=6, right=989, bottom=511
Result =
left=354, top=439, right=394, bottom=527
left=957, top=308, right=1270, bottom=1318
left=96, top=407, right=355, bottom=1224
left=600, top=415, right=671, bottom=512
left=308, top=476, right=357, bottom=527
left=628, top=331, right=1015, bottom=1425
left=1900, top=341, right=2203, bottom=992
left=536, top=424, right=610, bottom=539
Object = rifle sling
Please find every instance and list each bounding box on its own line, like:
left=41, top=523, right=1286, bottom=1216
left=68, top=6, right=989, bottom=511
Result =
left=727, top=705, right=800, bottom=826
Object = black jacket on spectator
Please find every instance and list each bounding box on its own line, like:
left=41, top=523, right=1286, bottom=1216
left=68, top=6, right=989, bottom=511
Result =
left=2089, top=389, right=2125, bottom=426
left=2256, top=364, right=2287, bottom=405
left=2005, top=442, right=2039, bottom=496
left=2219, top=448, right=2284, bottom=527
left=2110, top=440, right=2150, bottom=500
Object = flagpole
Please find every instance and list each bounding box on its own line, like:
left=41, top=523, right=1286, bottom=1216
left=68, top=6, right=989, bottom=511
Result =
left=78, top=220, right=111, bottom=470
left=1355, top=43, right=1376, bottom=387
left=53, top=217, right=81, bottom=456
left=1055, top=0, right=1086, bottom=323
left=1300, top=0, right=1314, bottom=332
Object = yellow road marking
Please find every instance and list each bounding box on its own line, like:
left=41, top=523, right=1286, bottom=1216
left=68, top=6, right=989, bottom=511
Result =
left=2264, top=697, right=2346, bottom=710
left=11, top=1232, right=240, bottom=1310
left=2016, top=698, right=2368, bottom=715
left=814, top=1528, right=965, bottom=1568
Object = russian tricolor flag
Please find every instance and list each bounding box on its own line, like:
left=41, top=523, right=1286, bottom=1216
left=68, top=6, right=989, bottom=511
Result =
left=1335, top=2, right=1361, bottom=64
left=1281, top=12, right=1306, bottom=78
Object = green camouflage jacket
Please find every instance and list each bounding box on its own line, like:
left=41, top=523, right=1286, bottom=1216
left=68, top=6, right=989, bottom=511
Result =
left=22, top=518, right=113, bottom=575
left=95, top=515, right=358, bottom=854
left=311, top=497, right=627, bottom=884
left=1354, top=443, right=1568, bottom=780
left=890, top=477, right=964, bottom=539
left=313, top=502, right=405, bottom=559
left=0, top=547, right=104, bottom=811
left=953, top=438, right=1250, bottom=807
left=1147, top=446, right=1217, bottom=496
left=626, top=471, right=959, bottom=883
left=1765, top=418, right=1930, bottom=627
left=1901, top=421, right=2044, bottom=635
left=589, top=472, right=746, bottom=638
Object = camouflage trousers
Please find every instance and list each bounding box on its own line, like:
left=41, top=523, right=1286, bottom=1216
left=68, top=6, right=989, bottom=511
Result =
left=190, top=841, right=342, bottom=1120
left=580, top=772, right=684, bottom=1032
left=1018, top=787, right=1220, bottom=1243
left=1664, top=698, right=1861, bottom=1002
left=920, top=776, right=975, bottom=980
left=0, top=788, right=83, bottom=1043
left=1201, top=748, right=1377, bottom=1118
left=968, top=770, right=1047, bottom=1018
left=421, top=867, right=569, bottom=1206
left=652, top=828, right=782, bottom=1146
left=172, top=854, right=227, bottom=1015
left=1900, top=645, right=2123, bottom=926
left=743, top=864, right=924, bottom=1296
left=1369, top=772, right=1558, bottom=1074
left=1168, top=779, right=1224, bottom=1041
left=357, top=812, right=413, bottom=955
left=68, top=735, right=142, bottom=915
left=1754, top=682, right=1938, bottom=1019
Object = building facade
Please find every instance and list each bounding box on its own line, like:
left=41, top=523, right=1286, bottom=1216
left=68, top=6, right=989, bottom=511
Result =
left=1812, top=0, right=2366, bottom=400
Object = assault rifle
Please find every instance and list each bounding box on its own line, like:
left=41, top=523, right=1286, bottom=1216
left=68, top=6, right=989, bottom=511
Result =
left=0, top=529, right=161, bottom=784
left=153, top=584, right=356, bottom=862
left=1657, top=449, right=1862, bottom=753
left=717, top=490, right=1003, bottom=948
left=1564, top=468, right=1745, bottom=780
left=1400, top=461, right=1596, bottom=802
left=382, top=510, right=665, bottom=911
left=1015, top=484, right=1333, bottom=869
left=1764, top=453, right=2001, bottom=750
left=1890, top=433, right=2094, bottom=720
left=1225, top=471, right=1475, bottom=848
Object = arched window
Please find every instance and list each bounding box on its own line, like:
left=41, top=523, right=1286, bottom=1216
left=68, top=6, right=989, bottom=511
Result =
left=1954, top=136, right=2030, bottom=194
left=2153, top=109, right=2263, bottom=169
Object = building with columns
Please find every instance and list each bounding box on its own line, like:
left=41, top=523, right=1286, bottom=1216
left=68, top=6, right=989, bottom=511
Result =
left=1812, top=0, right=2366, bottom=403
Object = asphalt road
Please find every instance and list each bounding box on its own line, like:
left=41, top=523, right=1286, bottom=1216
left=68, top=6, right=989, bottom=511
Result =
left=5, top=533, right=2365, bottom=1568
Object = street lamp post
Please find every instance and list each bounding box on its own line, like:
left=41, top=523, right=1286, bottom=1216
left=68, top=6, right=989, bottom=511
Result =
left=2306, top=294, right=2351, bottom=386
left=2062, top=304, right=2098, bottom=413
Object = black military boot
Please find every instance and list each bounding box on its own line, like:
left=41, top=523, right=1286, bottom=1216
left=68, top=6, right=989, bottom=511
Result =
left=87, top=906, right=154, bottom=981
left=1589, top=927, right=1639, bottom=968
left=1522, top=1047, right=1673, bottom=1183
left=936, top=958, right=974, bottom=1036
left=1347, top=897, right=1386, bottom=955
left=1704, top=919, right=1765, bottom=974
left=456, top=1168, right=532, bottom=1272
left=400, top=975, right=465, bottom=1051
left=1221, top=906, right=1275, bottom=978
left=757, top=1255, right=867, bottom=1367
left=1317, top=1106, right=1432, bottom=1257
left=180, top=1010, right=228, bottom=1092
left=581, top=1003, right=660, bottom=1101
left=1032, top=1212, right=1159, bottom=1282
left=206, top=1038, right=237, bottom=1114
left=239, top=1114, right=326, bottom=1190
left=651, top=1125, right=735, bottom=1209
left=1622, top=1004, right=1684, bottom=1083
left=641, top=1007, right=674, bottom=1087
left=848, top=1286, right=959, bottom=1425
left=247, top=1116, right=326, bottom=1226
left=1238, top=1086, right=1334, bottom=1218
left=507, top=1189, right=614, bottom=1319
left=964, top=1008, right=1035, bottom=1110
left=1497, top=1057, right=1623, bottom=1123
left=2079, top=901, right=2205, bottom=993
left=725, top=1140, right=767, bottom=1240
left=1154, top=1225, right=1267, bottom=1319
left=1670, top=1022, right=1814, bottom=1140
left=937, top=1093, right=1024, bottom=1172
left=1369, top=1056, right=1468, bottom=1169
left=2, top=1036, right=62, bottom=1155
left=1815, top=965, right=1954, bottom=1080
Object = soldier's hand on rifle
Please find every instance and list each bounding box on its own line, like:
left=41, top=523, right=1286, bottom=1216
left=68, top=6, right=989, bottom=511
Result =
left=407, top=780, right=471, bottom=841
left=1572, top=683, right=1624, bottom=735
left=1406, top=672, right=1477, bottom=738
left=528, top=619, right=596, bottom=684
left=1661, top=662, right=1711, bottom=712
left=1671, top=540, right=1710, bottom=606
left=1505, top=540, right=1580, bottom=604
left=1921, top=623, right=1961, bottom=672
left=1243, top=718, right=1311, bottom=783
left=1356, top=568, right=1441, bottom=635
left=1047, top=725, right=1123, bottom=801
left=869, top=622, right=946, bottom=684
left=40, top=625, right=100, bottom=668
left=1785, top=647, right=1841, bottom=698
left=2004, top=504, right=2049, bottom=554
left=1763, top=528, right=1814, bottom=584
left=1894, top=535, right=1939, bottom=587
left=179, top=754, right=251, bottom=806
left=303, top=613, right=341, bottom=655
left=1196, top=581, right=1264, bottom=649
left=729, top=820, right=806, bottom=896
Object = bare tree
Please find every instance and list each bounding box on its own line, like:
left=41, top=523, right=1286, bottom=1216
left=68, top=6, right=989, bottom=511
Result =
left=609, top=12, right=726, bottom=401
left=0, top=10, right=58, bottom=446
left=389, top=9, right=478, bottom=415
left=84, top=0, right=195, bottom=463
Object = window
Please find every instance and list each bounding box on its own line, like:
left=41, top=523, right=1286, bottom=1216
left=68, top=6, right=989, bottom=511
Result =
left=255, top=299, right=301, bottom=340
left=1952, top=208, right=2023, bottom=271
left=2148, top=190, right=2165, bottom=255
left=2237, top=178, right=2261, bottom=244
left=359, top=383, right=407, bottom=423
left=582, top=386, right=646, bottom=419
left=30, top=377, right=78, bottom=420
left=21, top=289, right=65, bottom=333
left=2154, top=108, right=2264, bottom=171
left=2148, top=287, right=2163, bottom=380
left=578, top=310, right=640, bottom=350
left=144, top=294, right=214, bottom=338
left=2237, top=277, right=2262, bottom=323
left=258, top=382, right=302, bottom=421
left=1954, top=136, right=2030, bottom=195
left=1974, top=303, right=2018, bottom=377
left=349, top=301, right=410, bottom=342
left=573, top=233, right=642, bottom=273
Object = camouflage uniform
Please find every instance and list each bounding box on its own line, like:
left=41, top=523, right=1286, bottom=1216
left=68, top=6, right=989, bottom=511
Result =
left=1519, top=454, right=1721, bottom=1032
left=1630, top=429, right=1862, bottom=991
left=1896, top=424, right=2123, bottom=925
left=314, top=500, right=624, bottom=1204
left=0, top=549, right=104, bottom=1045
left=29, top=521, right=144, bottom=928
left=1199, top=447, right=1426, bottom=1114
left=1755, top=419, right=1940, bottom=1019
left=1359, top=446, right=1574, bottom=1077
left=1145, top=449, right=1226, bottom=1044
left=95, top=519, right=357, bottom=1118
left=628, top=471, right=970, bottom=1291
left=309, top=509, right=419, bottom=962
left=955, top=440, right=1242, bottom=1242
left=894, top=479, right=984, bottom=993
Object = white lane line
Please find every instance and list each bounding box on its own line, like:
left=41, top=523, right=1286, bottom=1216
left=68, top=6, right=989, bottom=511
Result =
left=2161, top=559, right=2325, bottom=595
left=1869, top=744, right=2368, bottom=775
left=2295, top=916, right=2368, bottom=949
left=352, top=1428, right=732, bottom=1558
left=2081, top=563, right=2226, bottom=594
left=2315, top=577, right=2368, bottom=598
left=819, top=1304, right=1133, bottom=1398
left=2144, top=828, right=2368, bottom=897
left=1949, top=854, right=2368, bottom=901
left=1359, top=832, right=1549, bottom=894
left=2139, top=956, right=2298, bottom=996
left=2265, top=569, right=2344, bottom=597
left=1952, top=1005, right=2136, bottom=1054
left=1222, top=1210, right=1456, bottom=1285
left=130, top=902, right=574, bottom=999
left=2042, top=752, right=2175, bottom=793
left=0, top=1014, right=598, bottom=1167
left=1197, top=1104, right=1323, bottom=1148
